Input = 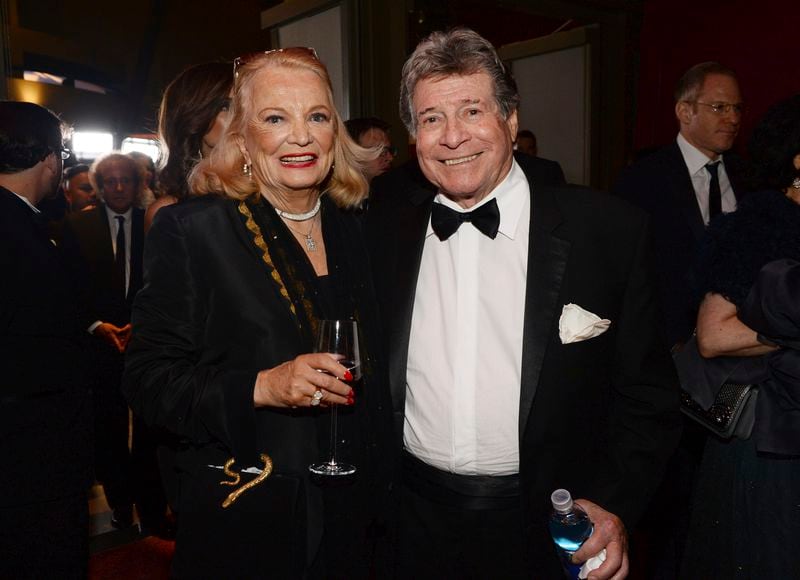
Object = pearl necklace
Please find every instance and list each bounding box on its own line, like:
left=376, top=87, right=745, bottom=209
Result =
left=274, top=197, right=322, bottom=221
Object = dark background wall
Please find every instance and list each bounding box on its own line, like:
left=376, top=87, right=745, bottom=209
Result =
left=4, top=0, right=798, bottom=183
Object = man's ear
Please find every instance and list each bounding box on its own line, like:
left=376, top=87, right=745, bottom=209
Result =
left=506, top=109, right=519, bottom=142
left=675, top=100, right=693, bottom=125
left=42, top=151, right=61, bottom=180
left=792, top=153, right=800, bottom=171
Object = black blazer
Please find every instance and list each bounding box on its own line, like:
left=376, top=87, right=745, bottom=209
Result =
left=123, top=196, right=393, bottom=577
left=0, top=187, right=93, bottom=506
left=367, top=155, right=681, bottom=573
left=60, top=203, right=145, bottom=327
left=613, top=141, right=745, bottom=345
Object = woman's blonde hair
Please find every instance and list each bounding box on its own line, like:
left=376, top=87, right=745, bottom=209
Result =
left=189, top=48, right=372, bottom=208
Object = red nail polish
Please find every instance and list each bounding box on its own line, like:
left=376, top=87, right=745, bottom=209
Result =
left=344, top=370, right=353, bottom=382
left=346, top=397, right=354, bottom=406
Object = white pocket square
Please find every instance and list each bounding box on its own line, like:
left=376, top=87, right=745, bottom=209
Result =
left=559, top=303, right=611, bottom=344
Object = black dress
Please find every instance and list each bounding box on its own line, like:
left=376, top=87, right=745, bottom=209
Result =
left=681, top=191, right=800, bottom=579
left=123, top=194, right=394, bottom=579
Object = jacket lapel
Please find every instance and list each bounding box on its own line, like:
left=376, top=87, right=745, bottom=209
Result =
left=666, top=142, right=706, bottom=242
left=387, top=187, right=434, bottom=415
left=519, top=183, right=570, bottom=440
left=92, top=204, right=116, bottom=271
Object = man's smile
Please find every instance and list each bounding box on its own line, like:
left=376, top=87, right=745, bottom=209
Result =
left=442, top=153, right=481, bottom=166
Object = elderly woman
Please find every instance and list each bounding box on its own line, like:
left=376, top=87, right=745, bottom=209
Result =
left=145, top=61, right=233, bottom=232
left=123, top=48, right=393, bottom=578
left=680, top=95, right=800, bottom=578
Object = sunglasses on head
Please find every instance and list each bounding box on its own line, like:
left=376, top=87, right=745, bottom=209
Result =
left=233, top=47, right=319, bottom=82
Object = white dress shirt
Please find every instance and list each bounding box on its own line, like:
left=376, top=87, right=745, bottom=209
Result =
left=405, top=160, right=530, bottom=475
left=677, top=133, right=737, bottom=225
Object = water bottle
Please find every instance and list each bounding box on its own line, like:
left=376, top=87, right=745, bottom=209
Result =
left=548, top=488, right=593, bottom=579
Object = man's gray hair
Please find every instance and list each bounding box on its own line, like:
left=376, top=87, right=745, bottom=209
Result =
left=399, top=28, right=520, bottom=135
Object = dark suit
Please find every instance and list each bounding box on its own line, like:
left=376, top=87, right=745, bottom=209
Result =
left=613, top=141, right=745, bottom=347
left=60, top=203, right=147, bottom=519
left=0, top=187, right=93, bottom=578
left=60, top=203, right=145, bottom=326
left=367, top=155, right=681, bottom=576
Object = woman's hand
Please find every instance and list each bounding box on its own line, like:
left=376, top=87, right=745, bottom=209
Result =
left=253, top=353, right=355, bottom=408
left=696, top=292, right=779, bottom=358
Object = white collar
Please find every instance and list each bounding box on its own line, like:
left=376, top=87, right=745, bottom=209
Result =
left=8, top=188, right=41, bottom=214
left=427, top=159, right=528, bottom=240
left=104, top=204, right=133, bottom=221
left=677, top=133, right=724, bottom=176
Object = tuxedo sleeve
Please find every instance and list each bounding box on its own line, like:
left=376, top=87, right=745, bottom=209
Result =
left=122, top=208, right=259, bottom=465
left=598, top=215, right=682, bottom=527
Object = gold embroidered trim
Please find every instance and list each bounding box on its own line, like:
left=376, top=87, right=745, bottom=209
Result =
left=220, top=453, right=274, bottom=508
left=237, top=201, right=297, bottom=319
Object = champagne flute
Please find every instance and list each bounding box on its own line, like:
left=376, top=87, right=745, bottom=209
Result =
left=309, top=319, right=361, bottom=476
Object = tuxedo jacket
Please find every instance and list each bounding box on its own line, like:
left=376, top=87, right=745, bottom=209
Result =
left=367, top=155, right=681, bottom=560
left=517, top=152, right=567, bottom=186
left=613, top=141, right=746, bottom=345
left=0, top=187, right=93, bottom=506
left=60, top=203, right=145, bottom=328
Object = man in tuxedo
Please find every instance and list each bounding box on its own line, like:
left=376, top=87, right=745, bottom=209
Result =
left=60, top=152, right=152, bottom=530
left=613, top=62, right=745, bottom=349
left=367, top=29, right=681, bottom=579
left=0, top=101, right=93, bottom=577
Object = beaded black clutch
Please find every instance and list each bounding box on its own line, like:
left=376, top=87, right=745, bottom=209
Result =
left=680, top=383, right=758, bottom=440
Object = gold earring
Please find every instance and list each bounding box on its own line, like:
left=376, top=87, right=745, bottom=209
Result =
left=243, top=162, right=252, bottom=177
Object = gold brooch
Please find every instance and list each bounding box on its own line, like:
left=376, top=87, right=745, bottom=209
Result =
left=219, top=453, right=273, bottom=508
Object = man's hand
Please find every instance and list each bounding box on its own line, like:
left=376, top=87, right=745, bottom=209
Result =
left=94, top=322, right=131, bottom=353
left=572, top=499, right=628, bottom=580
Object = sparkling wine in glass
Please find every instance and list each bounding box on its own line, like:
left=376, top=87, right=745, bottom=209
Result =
left=309, top=319, right=361, bottom=476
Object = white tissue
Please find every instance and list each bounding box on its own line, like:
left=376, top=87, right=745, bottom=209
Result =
left=578, top=548, right=607, bottom=579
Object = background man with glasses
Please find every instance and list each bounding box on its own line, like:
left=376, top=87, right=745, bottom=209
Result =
left=614, top=61, right=746, bottom=351
left=613, top=61, right=746, bottom=577
left=0, top=101, right=93, bottom=578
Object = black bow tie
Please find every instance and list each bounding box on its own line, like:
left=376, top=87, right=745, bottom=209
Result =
left=430, top=198, right=500, bottom=241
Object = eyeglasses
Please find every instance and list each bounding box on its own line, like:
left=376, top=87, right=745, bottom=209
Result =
left=380, top=145, right=398, bottom=157
left=233, top=47, right=319, bottom=82
left=56, top=148, right=71, bottom=160
left=691, top=101, right=745, bottom=115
